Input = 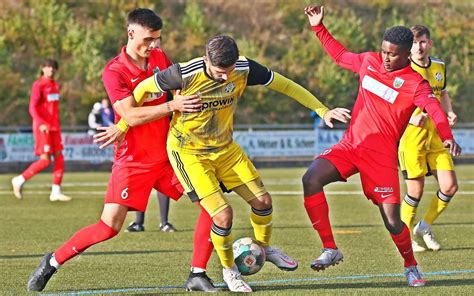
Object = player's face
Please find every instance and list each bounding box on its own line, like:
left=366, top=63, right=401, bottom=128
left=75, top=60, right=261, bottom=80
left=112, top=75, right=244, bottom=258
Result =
left=128, top=24, right=161, bottom=58
left=204, top=57, right=236, bottom=83
left=411, top=34, right=432, bottom=61
left=380, top=41, right=411, bottom=72
left=42, top=66, right=56, bottom=79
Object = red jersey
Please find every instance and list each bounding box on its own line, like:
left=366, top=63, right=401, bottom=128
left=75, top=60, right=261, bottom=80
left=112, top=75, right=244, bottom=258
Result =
left=312, top=24, right=453, bottom=161
left=29, top=77, right=61, bottom=131
left=102, top=47, right=172, bottom=166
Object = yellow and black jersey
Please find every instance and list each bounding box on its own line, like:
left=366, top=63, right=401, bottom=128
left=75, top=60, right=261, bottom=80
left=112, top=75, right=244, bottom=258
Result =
left=152, top=56, right=273, bottom=153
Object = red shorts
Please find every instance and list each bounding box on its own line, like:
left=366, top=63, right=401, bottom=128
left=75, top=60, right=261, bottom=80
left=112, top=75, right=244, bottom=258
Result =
left=34, top=130, right=63, bottom=155
left=317, top=141, right=400, bottom=205
left=105, top=160, right=184, bottom=211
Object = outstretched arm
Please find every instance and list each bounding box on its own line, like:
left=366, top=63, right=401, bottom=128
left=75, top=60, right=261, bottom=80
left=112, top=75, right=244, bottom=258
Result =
left=304, top=5, right=366, bottom=73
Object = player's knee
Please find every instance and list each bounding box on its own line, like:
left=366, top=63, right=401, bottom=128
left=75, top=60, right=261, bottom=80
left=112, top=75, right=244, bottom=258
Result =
left=251, top=193, right=272, bottom=210
left=384, top=217, right=404, bottom=234
left=212, top=207, right=233, bottom=229
left=302, top=170, right=324, bottom=193
left=441, top=183, right=458, bottom=197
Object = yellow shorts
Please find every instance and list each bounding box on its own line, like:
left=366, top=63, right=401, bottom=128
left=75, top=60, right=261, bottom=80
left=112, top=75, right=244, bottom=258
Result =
left=168, top=141, right=267, bottom=216
left=399, top=147, right=454, bottom=179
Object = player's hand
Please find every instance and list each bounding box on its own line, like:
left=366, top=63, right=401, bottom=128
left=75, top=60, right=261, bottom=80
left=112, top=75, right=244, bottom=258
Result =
left=447, top=111, right=457, bottom=127
left=171, top=90, right=202, bottom=113
left=93, top=125, right=126, bottom=149
left=409, top=113, right=427, bottom=127
left=39, top=124, right=49, bottom=134
left=443, top=139, right=462, bottom=157
left=323, top=108, right=351, bottom=128
left=304, top=5, right=325, bottom=27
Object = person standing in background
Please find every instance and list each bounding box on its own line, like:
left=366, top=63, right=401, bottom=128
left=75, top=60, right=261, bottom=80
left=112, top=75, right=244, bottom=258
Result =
left=11, top=58, right=72, bottom=202
left=100, top=98, right=115, bottom=127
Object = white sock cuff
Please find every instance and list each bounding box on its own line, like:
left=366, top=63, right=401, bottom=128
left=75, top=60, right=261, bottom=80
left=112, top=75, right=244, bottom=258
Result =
left=50, top=254, right=61, bottom=269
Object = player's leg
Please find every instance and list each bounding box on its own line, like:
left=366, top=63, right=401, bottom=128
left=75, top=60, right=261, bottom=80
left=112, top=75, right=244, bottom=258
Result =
left=302, top=146, right=354, bottom=271
left=125, top=211, right=145, bottom=232
left=27, top=203, right=127, bottom=291
left=217, top=142, right=297, bottom=272
left=415, top=149, right=457, bottom=251
left=399, top=148, right=428, bottom=251
left=49, top=149, right=71, bottom=202
left=152, top=162, right=216, bottom=291
left=157, top=191, right=177, bottom=232
left=12, top=129, right=52, bottom=199
left=168, top=150, right=249, bottom=292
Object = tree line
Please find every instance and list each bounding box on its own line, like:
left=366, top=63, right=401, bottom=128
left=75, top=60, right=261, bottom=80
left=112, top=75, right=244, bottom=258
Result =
left=0, top=0, right=472, bottom=127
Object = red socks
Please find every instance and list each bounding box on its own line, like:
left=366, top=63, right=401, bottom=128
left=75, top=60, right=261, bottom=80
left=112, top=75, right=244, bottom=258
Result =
left=54, top=220, right=118, bottom=265
left=390, top=224, right=417, bottom=267
left=191, top=203, right=214, bottom=269
left=22, top=158, right=50, bottom=181
left=52, top=154, right=64, bottom=185
left=304, top=192, right=337, bottom=249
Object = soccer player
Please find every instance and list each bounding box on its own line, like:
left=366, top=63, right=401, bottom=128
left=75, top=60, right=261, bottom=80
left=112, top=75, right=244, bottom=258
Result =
left=302, top=5, right=461, bottom=287
left=27, top=8, right=216, bottom=292
left=124, top=34, right=351, bottom=292
left=399, top=25, right=459, bottom=252
left=11, top=59, right=71, bottom=202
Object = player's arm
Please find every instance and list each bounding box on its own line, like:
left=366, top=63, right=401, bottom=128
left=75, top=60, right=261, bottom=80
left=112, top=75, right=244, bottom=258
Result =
left=247, top=59, right=350, bottom=127
left=415, top=82, right=461, bottom=156
left=304, top=5, right=366, bottom=73
left=115, top=65, right=200, bottom=129
left=28, top=81, right=49, bottom=132
left=440, top=90, right=457, bottom=127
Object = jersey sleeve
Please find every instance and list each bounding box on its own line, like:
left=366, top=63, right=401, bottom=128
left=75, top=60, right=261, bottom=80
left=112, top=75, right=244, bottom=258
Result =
left=312, top=24, right=367, bottom=73
left=247, top=59, right=273, bottom=86
left=28, top=81, right=48, bottom=126
left=102, top=68, right=132, bottom=104
left=414, top=81, right=453, bottom=141
left=154, top=64, right=183, bottom=91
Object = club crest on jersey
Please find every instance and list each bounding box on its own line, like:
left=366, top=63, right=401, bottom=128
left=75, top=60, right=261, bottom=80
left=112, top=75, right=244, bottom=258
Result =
left=393, top=77, right=404, bottom=89
left=224, top=82, right=235, bottom=93
left=435, top=72, right=443, bottom=81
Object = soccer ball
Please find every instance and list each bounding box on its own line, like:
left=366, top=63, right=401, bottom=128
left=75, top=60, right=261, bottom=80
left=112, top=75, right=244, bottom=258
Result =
left=232, top=237, right=266, bottom=275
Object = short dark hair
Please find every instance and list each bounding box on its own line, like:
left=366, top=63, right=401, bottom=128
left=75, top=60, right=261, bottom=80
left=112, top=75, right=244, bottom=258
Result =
left=411, top=24, right=431, bottom=39
left=383, top=26, right=413, bottom=50
left=42, top=58, right=59, bottom=70
left=127, top=8, right=162, bottom=31
left=206, top=35, right=239, bottom=68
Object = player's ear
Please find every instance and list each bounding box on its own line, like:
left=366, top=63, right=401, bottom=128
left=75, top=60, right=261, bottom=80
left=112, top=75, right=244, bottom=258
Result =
left=128, top=28, right=134, bottom=40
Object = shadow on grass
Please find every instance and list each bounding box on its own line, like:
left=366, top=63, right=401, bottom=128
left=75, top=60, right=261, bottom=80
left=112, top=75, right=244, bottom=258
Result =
left=0, top=249, right=192, bottom=260
left=253, top=278, right=474, bottom=291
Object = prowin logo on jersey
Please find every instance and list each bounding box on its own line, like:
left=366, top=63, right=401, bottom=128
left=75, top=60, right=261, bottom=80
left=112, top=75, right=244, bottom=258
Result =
left=201, top=97, right=235, bottom=111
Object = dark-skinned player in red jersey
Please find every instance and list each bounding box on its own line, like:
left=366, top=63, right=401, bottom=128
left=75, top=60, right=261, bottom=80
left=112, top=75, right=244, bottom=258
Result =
left=27, top=8, right=216, bottom=293
left=302, top=5, right=461, bottom=287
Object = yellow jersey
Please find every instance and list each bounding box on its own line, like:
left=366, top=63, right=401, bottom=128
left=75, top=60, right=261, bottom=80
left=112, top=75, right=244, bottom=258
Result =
left=399, top=57, right=447, bottom=150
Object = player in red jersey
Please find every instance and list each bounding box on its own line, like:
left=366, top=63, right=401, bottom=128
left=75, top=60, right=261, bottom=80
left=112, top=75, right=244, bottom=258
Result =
left=27, top=9, right=216, bottom=292
left=11, top=58, right=71, bottom=202
left=302, top=5, right=461, bottom=287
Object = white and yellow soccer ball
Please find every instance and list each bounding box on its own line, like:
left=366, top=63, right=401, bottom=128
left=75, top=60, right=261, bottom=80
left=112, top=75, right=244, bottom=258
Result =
left=232, top=237, right=266, bottom=275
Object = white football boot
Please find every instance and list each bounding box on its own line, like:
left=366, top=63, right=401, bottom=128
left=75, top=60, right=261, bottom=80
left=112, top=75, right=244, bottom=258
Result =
left=411, top=240, right=426, bottom=252
left=310, top=248, right=343, bottom=271
left=50, top=193, right=72, bottom=202
left=413, top=220, right=440, bottom=251
left=11, top=175, right=25, bottom=199
left=265, top=246, right=298, bottom=271
left=404, top=265, right=426, bottom=287
left=223, top=265, right=252, bottom=292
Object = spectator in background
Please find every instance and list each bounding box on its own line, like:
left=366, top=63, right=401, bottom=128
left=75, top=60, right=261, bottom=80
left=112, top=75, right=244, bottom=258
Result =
left=11, top=58, right=72, bottom=202
left=88, top=102, right=103, bottom=135
left=100, top=98, right=115, bottom=127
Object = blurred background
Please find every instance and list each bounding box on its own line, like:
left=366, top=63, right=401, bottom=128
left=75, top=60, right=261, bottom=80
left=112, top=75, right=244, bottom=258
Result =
left=0, top=0, right=472, bottom=127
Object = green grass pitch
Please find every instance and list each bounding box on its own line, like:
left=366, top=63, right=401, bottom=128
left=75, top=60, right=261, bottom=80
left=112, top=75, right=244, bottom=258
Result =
left=1, top=165, right=473, bottom=295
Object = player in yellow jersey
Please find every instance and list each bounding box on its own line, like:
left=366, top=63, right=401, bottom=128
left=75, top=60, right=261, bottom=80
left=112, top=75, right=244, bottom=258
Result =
left=104, top=35, right=351, bottom=292
left=399, top=25, right=459, bottom=252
